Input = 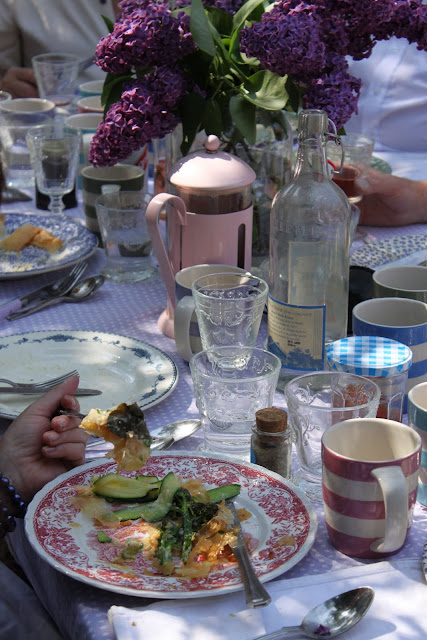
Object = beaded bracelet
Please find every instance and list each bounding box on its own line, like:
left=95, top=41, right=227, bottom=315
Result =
left=0, top=472, right=27, bottom=538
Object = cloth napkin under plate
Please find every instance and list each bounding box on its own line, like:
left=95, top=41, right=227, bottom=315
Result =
left=109, top=558, right=426, bottom=640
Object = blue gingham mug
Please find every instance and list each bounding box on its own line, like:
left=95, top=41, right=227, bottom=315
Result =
left=408, top=382, right=427, bottom=506
left=352, top=297, right=427, bottom=407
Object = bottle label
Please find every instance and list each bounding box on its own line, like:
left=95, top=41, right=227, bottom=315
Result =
left=267, top=295, right=325, bottom=371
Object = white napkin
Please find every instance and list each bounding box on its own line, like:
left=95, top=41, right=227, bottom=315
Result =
left=109, top=558, right=426, bottom=640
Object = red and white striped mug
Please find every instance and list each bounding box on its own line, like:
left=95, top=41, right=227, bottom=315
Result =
left=322, top=418, right=421, bottom=559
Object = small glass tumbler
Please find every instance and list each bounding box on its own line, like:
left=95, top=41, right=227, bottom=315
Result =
left=32, top=53, right=80, bottom=107
left=328, top=133, right=374, bottom=204
left=95, top=191, right=156, bottom=283
left=190, top=346, right=281, bottom=460
left=192, top=272, right=268, bottom=351
left=285, top=371, right=380, bottom=502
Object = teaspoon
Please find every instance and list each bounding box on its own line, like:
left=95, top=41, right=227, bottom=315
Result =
left=7, top=275, right=105, bottom=319
left=251, top=587, right=374, bottom=639
left=59, top=410, right=200, bottom=451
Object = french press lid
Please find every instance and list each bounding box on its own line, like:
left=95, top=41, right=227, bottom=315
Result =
left=167, top=135, right=256, bottom=214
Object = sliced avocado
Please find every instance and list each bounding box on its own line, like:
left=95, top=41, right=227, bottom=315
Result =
left=97, top=530, right=112, bottom=543
left=92, top=473, right=160, bottom=500
left=206, top=484, right=241, bottom=503
left=113, top=472, right=181, bottom=522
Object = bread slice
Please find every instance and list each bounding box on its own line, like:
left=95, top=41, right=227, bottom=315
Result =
left=0, top=223, right=39, bottom=251
left=30, top=228, right=63, bottom=252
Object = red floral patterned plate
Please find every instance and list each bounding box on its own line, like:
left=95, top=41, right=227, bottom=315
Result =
left=25, top=452, right=317, bottom=599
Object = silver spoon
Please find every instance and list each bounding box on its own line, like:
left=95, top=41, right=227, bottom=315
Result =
left=59, top=411, right=200, bottom=451
left=7, top=275, right=105, bottom=319
left=251, top=587, right=374, bottom=639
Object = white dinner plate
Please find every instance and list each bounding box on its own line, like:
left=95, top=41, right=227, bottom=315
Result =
left=351, top=234, right=427, bottom=269
left=0, top=212, right=98, bottom=279
left=25, top=453, right=317, bottom=599
left=0, top=330, right=178, bottom=419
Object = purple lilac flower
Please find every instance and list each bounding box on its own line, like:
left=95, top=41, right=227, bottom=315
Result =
left=374, top=0, right=427, bottom=51
left=176, top=0, right=244, bottom=14
left=89, top=67, right=189, bottom=166
left=240, top=2, right=326, bottom=82
left=303, top=64, right=362, bottom=130
left=95, top=5, right=195, bottom=74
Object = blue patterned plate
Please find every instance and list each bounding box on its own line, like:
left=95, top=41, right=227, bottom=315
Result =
left=351, top=234, right=427, bottom=269
left=0, top=330, right=179, bottom=419
left=0, top=212, right=98, bottom=279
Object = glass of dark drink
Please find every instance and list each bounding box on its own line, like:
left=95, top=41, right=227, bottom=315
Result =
left=328, top=133, right=374, bottom=204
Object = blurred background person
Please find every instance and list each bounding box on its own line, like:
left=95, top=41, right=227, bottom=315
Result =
left=346, top=37, right=427, bottom=153
left=0, top=0, right=118, bottom=98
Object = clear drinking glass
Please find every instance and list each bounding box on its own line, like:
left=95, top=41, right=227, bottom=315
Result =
left=27, top=124, right=81, bottom=217
left=285, top=371, right=380, bottom=502
left=32, top=53, right=80, bottom=107
left=192, top=272, right=268, bottom=352
left=190, top=346, right=281, bottom=460
left=95, top=191, right=155, bottom=283
left=328, top=133, right=375, bottom=204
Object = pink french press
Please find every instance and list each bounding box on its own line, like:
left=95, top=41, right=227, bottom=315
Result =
left=146, top=135, right=256, bottom=338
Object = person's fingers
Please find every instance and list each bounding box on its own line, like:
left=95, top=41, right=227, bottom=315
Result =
left=42, top=442, right=87, bottom=465
left=1, top=67, right=38, bottom=98
left=50, top=413, right=84, bottom=434
left=42, top=426, right=88, bottom=447
left=21, top=375, right=80, bottom=419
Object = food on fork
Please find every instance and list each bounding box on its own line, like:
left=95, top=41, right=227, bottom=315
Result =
left=79, top=403, right=152, bottom=471
left=0, top=222, right=63, bottom=252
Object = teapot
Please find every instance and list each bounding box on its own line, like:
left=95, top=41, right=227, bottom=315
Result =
left=146, top=135, right=256, bottom=338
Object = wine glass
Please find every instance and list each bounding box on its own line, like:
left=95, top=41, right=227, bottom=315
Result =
left=27, top=124, right=81, bottom=217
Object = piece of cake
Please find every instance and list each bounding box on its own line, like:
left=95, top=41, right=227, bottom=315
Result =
left=30, top=228, right=63, bottom=252
left=0, top=223, right=39, bottom=251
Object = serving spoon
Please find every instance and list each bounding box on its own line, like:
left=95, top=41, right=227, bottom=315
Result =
left=250, top=587, right=374, bottom=639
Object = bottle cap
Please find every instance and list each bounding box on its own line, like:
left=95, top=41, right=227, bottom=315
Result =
left=255, top=407, right=287, bottom=433
left=326, top=336, right=412, bottom=377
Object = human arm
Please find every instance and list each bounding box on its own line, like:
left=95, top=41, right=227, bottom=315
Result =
left=355, top=169, right=427, bottom=226
left=0, top=375, right=88, bottom=504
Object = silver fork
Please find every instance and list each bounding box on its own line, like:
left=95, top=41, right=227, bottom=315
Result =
left=38, top=261, right=88, bottom=299
left=0, top=370, right=79, bottom=392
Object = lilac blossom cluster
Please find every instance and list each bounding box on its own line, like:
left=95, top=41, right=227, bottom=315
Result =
left=240, top=0, right=427, bottom=128
left=91, top=0, right=427, bottom=165
left=89, top=66, right=188, bottom=166
left=95, top=1, right=194, bottom=74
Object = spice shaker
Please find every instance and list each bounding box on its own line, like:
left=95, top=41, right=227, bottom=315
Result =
left=251, top=407, right=292, bottom=478
left=326, top=335, right=412, bottom=422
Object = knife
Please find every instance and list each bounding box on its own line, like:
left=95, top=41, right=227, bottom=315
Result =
left=0, top=263, right=88, bottom=321
left=0, top=387, right=102, bottom=396
left=226, top=499, right=271, bottom=608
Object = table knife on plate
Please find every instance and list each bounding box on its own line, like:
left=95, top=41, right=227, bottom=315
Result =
left=226, top=499, right=271, bottom=608
left=0, top=387, right=101, bottom=396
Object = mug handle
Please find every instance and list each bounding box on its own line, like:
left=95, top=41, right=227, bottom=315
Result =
left=370, top=466, right=408, bottom=553
left=174, top=295, right=196, bottom=362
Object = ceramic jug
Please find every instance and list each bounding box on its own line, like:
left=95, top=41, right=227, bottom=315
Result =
left=146, top=135, right=256, bottom=338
